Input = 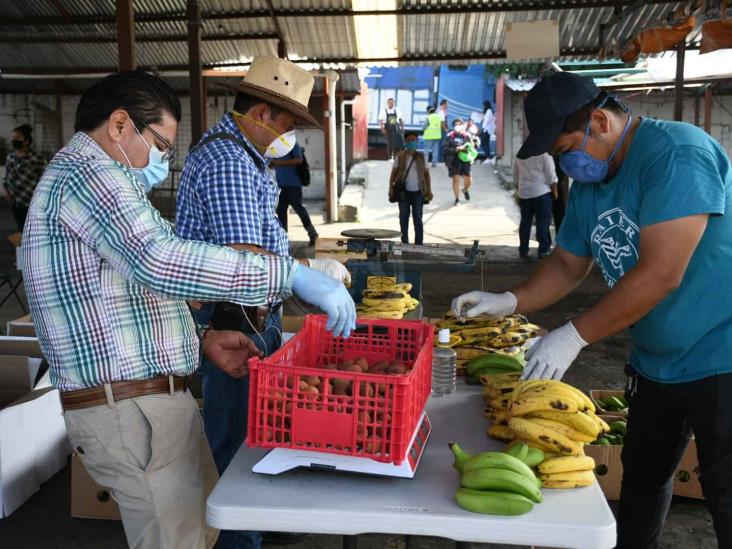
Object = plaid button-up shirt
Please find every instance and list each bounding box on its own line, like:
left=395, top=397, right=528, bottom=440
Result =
left=22, top=132, right=298, bottom=391
left=4, top=150, right=47, bottom=207
left=176, top=113, right=289, bottom=256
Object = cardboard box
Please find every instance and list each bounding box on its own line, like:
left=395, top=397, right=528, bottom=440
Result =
left=6, top=314, right=35, bottom=337
left=71, top=453, right=121, bottom=520
left=589, top=389, right=628, bottom=418
left=0, top=337, right=70, bottom=517
left=280, top=315, right=305, bottom=334
left=7, top=232, right=22, bottom=269
left=674, top=438, right=702, bottom=499
left=585, top=440, right=624, bottom=501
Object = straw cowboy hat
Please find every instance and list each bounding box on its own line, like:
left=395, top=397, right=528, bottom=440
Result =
left=220, top=56, right=322, bottom=129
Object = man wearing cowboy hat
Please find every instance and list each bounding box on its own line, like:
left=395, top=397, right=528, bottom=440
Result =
left=176, top=56, right=352, bottom=548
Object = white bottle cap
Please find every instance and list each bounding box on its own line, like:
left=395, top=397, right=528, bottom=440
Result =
left=438, top=328, right=451, bottom=344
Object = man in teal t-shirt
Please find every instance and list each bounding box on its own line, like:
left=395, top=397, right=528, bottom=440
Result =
left=451, top=72, right=732, bottom=549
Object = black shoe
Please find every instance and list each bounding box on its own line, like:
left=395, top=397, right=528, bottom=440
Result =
left=463, top=190, right=471, bottom=201
left=307, top=231, right=318, bottom=247
left=519, top=251, right=529, bottom=259
left=538, top=251, right=549, bottom=259
left=261, top=532, right=310, bottom=545
left=453, top=198, right=460, bottom=206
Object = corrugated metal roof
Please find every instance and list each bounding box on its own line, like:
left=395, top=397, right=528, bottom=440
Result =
left=0, top=0, right=704, bottom=71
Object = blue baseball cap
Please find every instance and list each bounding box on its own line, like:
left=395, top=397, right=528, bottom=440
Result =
left=517, top=72, right=602, bottom=159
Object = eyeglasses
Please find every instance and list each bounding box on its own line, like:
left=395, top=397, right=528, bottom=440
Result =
left=136, top=121, right=176, bottom=164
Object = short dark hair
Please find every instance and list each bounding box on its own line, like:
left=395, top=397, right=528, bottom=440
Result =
left=233, top=92, right=285, bottom=119
left=13, top=124, right=32, bottom=144
left=562, top=92, right=627, bottom=134
left=440, top=99, right=448, bottom=106
left=452, top=118, right=464, bottom=126
left=427, top=106, right=436, bottom=113
left=405, top=131, right=418, bottom=140
left=75, top=70, right=181, bottom=132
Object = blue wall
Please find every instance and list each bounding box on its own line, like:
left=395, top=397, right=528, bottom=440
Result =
left=438, top=65, right=495, bottom=124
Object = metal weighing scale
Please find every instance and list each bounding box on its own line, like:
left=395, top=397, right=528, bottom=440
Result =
left=252, top=412, right=431, bottom=478
left=338, top=228, right=483, bottom=309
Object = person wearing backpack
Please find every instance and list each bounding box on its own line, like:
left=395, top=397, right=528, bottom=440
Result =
left=272, top=142, right=318, bottom=247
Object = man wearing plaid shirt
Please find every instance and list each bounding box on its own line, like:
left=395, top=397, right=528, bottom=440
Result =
left=22, top=70, right=354, bottom=549
left=3, top=123, right=46, bottom=231
left=176, top=56, right=351, bottom=549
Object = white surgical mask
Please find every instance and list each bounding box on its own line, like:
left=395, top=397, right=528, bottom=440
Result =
left=117, top=122, right=170, bottom=192
left=233, top=110, right=297, bottom=159
left=454, top=124, right=465, bottom=133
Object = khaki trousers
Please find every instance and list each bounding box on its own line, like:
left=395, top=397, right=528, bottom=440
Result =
left=64, top=387, right=219, bottom=549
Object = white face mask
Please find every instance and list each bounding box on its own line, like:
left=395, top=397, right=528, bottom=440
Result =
left=454, top=124, right=465, bottom=133
left=233, top=110, right=297, bottom=159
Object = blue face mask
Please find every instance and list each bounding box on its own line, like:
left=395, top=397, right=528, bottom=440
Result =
left=117, top=123, right=170, bottom=193
left=405, top=141, right=418, bottom=151
left=559, top=100, right=632, bottom=184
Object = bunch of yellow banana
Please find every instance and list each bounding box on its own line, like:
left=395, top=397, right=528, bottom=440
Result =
left=356, top=283, right=419, bottom=319
left=494, top=380, right=611, bottom=456
left=435, top=314, right=540, bottom=373
left=480, top=372, right=521, bottom=442
left=536, top=455, right=597, bottom=488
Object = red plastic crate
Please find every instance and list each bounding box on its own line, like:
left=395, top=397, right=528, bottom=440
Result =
left=246, top=314, right=434, bottom=464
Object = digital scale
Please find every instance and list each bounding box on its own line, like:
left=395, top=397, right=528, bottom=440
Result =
left=252, top=412, right=431, bottom=479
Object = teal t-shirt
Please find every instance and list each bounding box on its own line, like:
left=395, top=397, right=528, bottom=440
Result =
left=556, top=118, right=732, bottom=383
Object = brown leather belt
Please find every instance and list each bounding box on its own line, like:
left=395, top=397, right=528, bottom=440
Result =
left=60, top=375, right=189, bottom=411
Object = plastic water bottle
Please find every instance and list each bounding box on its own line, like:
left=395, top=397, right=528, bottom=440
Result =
left=432, top=328, right=457, bottom=396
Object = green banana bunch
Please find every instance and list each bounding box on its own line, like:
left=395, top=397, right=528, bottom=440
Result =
left=449, top=441, right=472, bottom=476
left=462, top=451, right=537, bottom=481
left=466, top=354, right=524, bottom=383
left=504, top=441, right=545, bottom=468
left=454, top=488, right=533, bottom=516
left=460, top=467, right=543, bottom=503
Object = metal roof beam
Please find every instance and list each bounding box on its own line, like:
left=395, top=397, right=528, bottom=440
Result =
left=0, top=1, right=681, bottom=26
left=0, top=32, right=279, bottom=44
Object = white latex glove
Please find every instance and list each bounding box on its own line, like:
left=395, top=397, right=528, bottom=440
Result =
left=451, top=291, right=517, bottom=319
left=521, top=322, right=588, bottom=381
left=308, top=258, right=351, bottom=286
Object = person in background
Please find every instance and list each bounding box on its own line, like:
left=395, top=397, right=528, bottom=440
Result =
left=444, top=118, right=473, bottom=206
left=438, top=99, right=449, bottom=163
left=176, top=56, right=352, bottom=549
left=272, top=142, right=318, bottom=247
left=481, top=101, right=496, bottom=164
left=378, top=97, right=404, bottom=159
left=389, top=132, right=433, bottom=245
left=22, top=69, right=354, bottom=549
left=513, top=152, right=558, bottom=259
left=422, top=106, right=443, bottom=168
left=452, top=71, right=732, bottom=549
left=466, top=119, right=482, bottom=152
left=3, top=124, right=46, bottom=231
left=552, top=155, right=569, bottom=231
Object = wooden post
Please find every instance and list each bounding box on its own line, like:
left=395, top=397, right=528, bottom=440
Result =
left=323, top=76, right=332, bottom=222
left=704, top=85, right=713, bottom=135
left=694, top=92, right=701, bottom=127
left=115, top=0, right=136, bottom=71
left=673, top=40, right=685, bottom=121
left=55, top=79, right=64, bottom=149
left=187, top=0, right=204, bottom=146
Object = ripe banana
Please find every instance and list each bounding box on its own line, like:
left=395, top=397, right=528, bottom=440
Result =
left=361, top=298, right=408, bottom=311
left=487, top=424, right=514, bottom=442
left=459, top=325, right=504, bottom=339
left=486, top=409, right=510, bottom=425
left=588, top=412, right=611, bottom=433
left=488, top=396, right=510, bottom=410
left=539, top=469, right=595, bottom=489
left=461, top=467, right=542, bottom=503
left=527, top=418, right=597, bottom=443
left=525, top=410, right=601, bottom=439
left=508, top=417, right=583, bottom=456
left=510, top=395, right=579, bottom=416
left=462, top=451, right=537, bottom=482
left=538, top=455, right=596, bottom=475
left=356, top=309, right=404, bottom=319
left=454, top=488, right=533, bottom=516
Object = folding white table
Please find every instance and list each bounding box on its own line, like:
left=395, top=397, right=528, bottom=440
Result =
left=207, top=382, right=616, bottom=549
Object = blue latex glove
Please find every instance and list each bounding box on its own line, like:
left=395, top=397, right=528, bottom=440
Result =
left=291, top=265, right=356, bottom=338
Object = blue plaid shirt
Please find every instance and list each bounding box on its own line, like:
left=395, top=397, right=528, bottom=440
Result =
left=176, top=113, right=289, bottom=256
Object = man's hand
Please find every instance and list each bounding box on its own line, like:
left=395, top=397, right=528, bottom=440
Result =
left=521, top=322, right=587, bottom=381
left=451, top=291, right=517, bottom=318
left=202, top=329, right=262, bottom=378
left=308, top=258, right=351, bottom=286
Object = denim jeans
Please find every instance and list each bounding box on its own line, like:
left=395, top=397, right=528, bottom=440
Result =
left=518, top=193, right=553, bottom=255
left=617, top=372, right=732, bottom=548
left=423, top=139, right=441, bottom=167
left=398, top=190, right=424, bottom=245
left=193, top=304, right=283, bottom=549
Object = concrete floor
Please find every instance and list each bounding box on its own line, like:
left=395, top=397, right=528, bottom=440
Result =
left=0, top=163, right=719, bottom=548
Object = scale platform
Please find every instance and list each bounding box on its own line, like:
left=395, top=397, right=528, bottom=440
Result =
left=252, top=412, right=431, bottom=479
